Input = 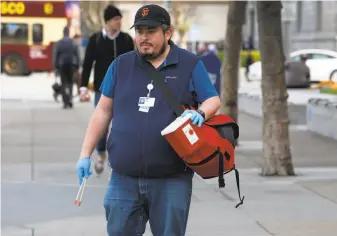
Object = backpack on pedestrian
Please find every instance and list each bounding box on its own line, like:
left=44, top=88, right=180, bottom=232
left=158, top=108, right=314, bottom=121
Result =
left=56, top=38, right=79, bottom=69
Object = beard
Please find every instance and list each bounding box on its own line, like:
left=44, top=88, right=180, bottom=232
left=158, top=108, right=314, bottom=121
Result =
left=138, top=42, right=167, bottom=60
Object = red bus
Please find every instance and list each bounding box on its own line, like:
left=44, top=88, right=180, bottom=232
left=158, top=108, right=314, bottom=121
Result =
left=1, top=0, right=68, bottom=76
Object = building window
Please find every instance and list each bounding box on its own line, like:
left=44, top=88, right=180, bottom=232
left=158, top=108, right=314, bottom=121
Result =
left=296, top=1, right=302, bottom=32
left=1, top=23, right=28, bottom=44
left=32, top=24, right=43, bottom=45
left=316, top=1, right=322, bottom=31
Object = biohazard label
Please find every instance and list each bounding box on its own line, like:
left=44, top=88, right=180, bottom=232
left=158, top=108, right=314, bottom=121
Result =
left=182, top=124, right=199, bottom=145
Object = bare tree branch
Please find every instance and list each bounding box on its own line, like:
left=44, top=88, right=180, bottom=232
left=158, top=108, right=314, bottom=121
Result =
left=170, top=2, right=196, bottom=46
left=80, top=1, right=115, bottom=36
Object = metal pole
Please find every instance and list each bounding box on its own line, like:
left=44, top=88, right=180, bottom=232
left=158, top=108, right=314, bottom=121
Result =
left=249, top=3, right=255, bottom=42
left=282, top=20, right=291, bottom=60
left=281, top=1, right=294, bottom=60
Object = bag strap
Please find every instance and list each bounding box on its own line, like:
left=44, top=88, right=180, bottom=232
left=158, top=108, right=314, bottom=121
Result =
left=234, top=165, right=245, bottom=208
left=218, top=151, right=225, bottom=188
left=141, top=59, right=185, bottom=117
left=95, top=32, right=102, bottom=45
left=219, top=152, right=245, bottom=208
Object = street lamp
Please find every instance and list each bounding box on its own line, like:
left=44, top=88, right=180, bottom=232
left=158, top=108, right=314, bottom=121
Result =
left=247, top=1, right=256, bottom=44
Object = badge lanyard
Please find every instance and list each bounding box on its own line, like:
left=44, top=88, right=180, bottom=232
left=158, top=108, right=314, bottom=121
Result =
left=146, top=80, right=154, bottom=97
left=138, top=80, right=155, bottom=113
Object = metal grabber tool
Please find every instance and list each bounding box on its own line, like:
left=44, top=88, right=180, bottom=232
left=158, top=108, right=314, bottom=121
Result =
left=74, top=177, right=87, bottom=207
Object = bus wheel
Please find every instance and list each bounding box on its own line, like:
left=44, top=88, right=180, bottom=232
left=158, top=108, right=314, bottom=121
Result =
left=23, top=71, right=32, bottom=76
left=3, top=53, right=26, bottom=76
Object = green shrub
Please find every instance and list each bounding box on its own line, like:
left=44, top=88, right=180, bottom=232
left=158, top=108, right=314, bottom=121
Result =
left=217, top=50, right=261, bottom=67
left=320, top=87, right=337, bottom=95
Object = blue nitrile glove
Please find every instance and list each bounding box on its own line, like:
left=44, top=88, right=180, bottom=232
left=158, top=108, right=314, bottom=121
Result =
left=181, top=110, right=205, bottom=127
left=76, top=157, right=92, bottom=185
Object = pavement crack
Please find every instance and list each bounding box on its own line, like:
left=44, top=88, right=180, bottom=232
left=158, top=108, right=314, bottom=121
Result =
left=218, top=189, right=235, bottom=201
left=16, top=226, right=35, bottom=235
left=299, top=183, right=337, bottom=205
left=255, top=220, right=275, bottom=236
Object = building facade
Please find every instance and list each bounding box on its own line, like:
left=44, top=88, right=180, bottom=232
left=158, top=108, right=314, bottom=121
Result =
left=242, top=1, right=337, bottom=52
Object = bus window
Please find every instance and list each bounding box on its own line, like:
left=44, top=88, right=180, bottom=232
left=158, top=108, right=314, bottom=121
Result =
left=1, top=23, right=28, bottom=44
left=32, top=24, right=43, bottom=45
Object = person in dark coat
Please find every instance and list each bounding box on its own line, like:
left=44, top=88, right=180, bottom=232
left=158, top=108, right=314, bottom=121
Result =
left=53, top=27, right=80, bottom=108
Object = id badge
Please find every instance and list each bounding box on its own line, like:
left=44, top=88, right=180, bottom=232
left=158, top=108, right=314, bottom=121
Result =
left=138, top=97, right=146, bottom=106
left=144, top=97, right=155, bottom=107
left=139, top=106, right=150, bottom=113
left=138, top=97, right=155, bottom=107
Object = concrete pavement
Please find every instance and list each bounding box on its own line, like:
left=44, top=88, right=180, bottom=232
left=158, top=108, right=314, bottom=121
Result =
left=1, top=73, right=337, bottom=236
left=0, top=72, right=94, bottom=102
left=238, top=79, right=337, bottom=105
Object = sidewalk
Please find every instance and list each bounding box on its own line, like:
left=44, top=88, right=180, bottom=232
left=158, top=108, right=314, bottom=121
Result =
left=2, top=75, right=337, bottom=235
left=1, top=72, right=60, bottom=102
left=3, top=167, right=337, bottom=236
left=0, top=72, right=94, bottom=102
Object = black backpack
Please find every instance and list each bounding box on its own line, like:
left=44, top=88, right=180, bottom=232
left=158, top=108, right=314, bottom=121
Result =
left=58, top=38, right=77, bottom=66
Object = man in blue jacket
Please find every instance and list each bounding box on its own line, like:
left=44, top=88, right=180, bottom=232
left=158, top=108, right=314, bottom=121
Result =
left=76, top=4, right=220, bottom=236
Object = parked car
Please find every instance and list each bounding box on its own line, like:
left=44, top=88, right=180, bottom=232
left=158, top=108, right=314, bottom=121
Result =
left=247, top=49, right=337, bottom=83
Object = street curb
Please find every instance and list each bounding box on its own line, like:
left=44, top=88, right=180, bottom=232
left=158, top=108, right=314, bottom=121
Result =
left=238, top=93, right=307, bottom=125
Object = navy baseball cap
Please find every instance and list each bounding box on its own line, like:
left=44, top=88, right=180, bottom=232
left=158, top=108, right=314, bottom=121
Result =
left=130, top=4, right=171, bottom=29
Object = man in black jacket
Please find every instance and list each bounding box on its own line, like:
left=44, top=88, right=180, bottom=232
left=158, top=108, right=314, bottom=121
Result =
left=80, top=5, right=134, bottom=175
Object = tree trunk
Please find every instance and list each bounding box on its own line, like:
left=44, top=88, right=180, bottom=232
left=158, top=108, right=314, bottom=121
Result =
left=257, top=1, right=295, bottom=176
left=220, top=1, right=247, bottom=124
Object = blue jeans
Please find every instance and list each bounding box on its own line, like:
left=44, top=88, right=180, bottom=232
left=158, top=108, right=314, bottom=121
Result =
left=103, top=171, right=193, bottom=236
left=94, top=92, right=108, bottom=153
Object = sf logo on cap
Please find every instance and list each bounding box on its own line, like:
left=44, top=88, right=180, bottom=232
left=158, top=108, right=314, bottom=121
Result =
left=142, top=7, right=149, bottom=17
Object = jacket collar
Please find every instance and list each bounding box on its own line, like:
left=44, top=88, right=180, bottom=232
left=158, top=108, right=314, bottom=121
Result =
left=102, top=28, right=120, bottom=40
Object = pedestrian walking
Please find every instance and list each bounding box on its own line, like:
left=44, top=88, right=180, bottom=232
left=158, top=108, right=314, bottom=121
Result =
left=76, top=4, right=220, bottom=236
left=245, top=50, right=254, bottom=82
left=79, top=4, right=134, bottom=175
left=53, top=27, right=80, bottom=109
